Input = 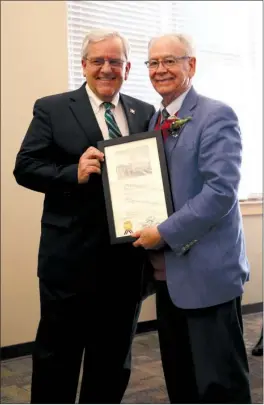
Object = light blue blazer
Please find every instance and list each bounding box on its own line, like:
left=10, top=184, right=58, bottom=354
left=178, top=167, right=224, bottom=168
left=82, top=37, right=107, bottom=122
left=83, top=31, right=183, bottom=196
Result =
left=149, top=86, right=249, bottom=309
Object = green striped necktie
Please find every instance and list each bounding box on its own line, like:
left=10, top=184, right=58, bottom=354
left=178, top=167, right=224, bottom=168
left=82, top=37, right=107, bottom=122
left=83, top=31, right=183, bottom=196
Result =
left=103, top=102, right=122, bottom=139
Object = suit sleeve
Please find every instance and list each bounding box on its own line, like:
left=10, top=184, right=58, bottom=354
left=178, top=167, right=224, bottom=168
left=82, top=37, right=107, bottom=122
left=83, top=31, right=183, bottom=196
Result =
left=158, top=105, right=242, bottom=253
left=13, top=99, right=79, bottom=193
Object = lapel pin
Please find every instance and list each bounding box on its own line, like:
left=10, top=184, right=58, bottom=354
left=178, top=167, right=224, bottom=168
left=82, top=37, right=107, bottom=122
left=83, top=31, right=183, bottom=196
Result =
left=130, top=108, right=135, bottom=114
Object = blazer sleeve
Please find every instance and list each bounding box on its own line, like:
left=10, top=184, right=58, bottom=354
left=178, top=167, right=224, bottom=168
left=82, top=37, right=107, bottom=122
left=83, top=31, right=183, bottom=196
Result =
left=158, top=105, right=242, bottom=253
left=13, top=99, right=79, bottom=193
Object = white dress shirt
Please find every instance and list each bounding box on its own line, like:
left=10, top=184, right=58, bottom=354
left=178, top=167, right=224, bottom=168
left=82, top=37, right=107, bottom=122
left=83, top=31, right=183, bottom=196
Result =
left=85, top=84, right=129, bottom=140
left=160, top=86, right=191, bottom=116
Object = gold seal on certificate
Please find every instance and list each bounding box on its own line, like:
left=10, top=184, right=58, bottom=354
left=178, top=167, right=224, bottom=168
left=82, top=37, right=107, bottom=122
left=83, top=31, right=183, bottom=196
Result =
left=123, top=220, right=133, bottom=235
left=98, top=130, right=173, bottom=244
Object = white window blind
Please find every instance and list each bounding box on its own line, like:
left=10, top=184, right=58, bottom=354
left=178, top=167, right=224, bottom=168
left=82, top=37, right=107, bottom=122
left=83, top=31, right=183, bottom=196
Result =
left=67, top=0, right=262, bottom=199
left=67, top=1, right=168, bottom=106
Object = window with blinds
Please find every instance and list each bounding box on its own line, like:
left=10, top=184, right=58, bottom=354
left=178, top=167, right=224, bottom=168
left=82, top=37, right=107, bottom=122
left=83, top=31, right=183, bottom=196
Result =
left=67, top=0, right=166, bottom=106
left=67, top=0, right=262, bottom=199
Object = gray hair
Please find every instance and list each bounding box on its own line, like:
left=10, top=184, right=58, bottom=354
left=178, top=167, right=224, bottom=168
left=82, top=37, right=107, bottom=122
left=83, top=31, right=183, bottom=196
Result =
left=148, top=33, right=196, bottom=57
left=81, top=28, right=130, bottom=60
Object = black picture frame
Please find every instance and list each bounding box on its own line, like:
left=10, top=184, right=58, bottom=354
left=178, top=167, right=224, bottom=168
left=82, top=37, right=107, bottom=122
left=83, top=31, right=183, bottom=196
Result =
left=97, top=130, right=174, bottom=244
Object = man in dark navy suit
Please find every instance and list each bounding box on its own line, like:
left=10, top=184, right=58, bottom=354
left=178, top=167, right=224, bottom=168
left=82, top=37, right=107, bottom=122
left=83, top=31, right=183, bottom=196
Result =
left=14, top=28, right=155, bottom=404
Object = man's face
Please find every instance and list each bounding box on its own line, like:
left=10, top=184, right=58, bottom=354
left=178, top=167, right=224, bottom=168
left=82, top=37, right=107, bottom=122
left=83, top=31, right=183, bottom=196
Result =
left=148, top=37, right=196, bottom=103
left=82, top=37, right=130, bottom=102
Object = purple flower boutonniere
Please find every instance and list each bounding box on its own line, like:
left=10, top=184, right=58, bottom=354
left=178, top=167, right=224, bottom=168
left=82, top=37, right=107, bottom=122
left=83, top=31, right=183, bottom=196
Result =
left=167, top=115, right=192, bottom=138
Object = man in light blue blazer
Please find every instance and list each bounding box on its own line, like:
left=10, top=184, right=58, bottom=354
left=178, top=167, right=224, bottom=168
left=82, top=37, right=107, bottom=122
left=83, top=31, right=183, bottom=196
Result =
left=132, top=33, right=251, bottom=403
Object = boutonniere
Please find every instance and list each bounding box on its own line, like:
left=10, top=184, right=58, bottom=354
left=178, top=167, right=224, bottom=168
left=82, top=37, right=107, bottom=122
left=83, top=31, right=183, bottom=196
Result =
left=167, top=115, right=192, bottom=138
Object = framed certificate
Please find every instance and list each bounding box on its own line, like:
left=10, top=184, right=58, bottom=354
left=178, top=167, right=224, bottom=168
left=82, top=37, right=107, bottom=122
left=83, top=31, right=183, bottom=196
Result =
left=97, top=130, right=174, bottom=244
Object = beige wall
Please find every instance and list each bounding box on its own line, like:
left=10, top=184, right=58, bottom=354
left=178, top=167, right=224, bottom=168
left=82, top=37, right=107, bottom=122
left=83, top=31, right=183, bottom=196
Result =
left=242, top=214, right=263, bottom=305
left=1, top=1, right=68, bottom=347
left=1, top=1, right=262, bottom=348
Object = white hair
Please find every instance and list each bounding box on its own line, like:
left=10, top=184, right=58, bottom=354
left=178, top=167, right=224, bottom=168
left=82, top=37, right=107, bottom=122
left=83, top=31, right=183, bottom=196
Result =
left=81, top=28, right=130, bottom=60
left=148, top=33, right=196, bottom=57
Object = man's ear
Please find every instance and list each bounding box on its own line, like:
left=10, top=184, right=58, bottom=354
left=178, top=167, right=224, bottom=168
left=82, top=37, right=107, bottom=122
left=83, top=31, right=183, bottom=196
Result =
left=189, top=57, right=196, bottom=78
left=81, top=58, right=87, bottom=78
left=124, top=61, right=131, bottom=81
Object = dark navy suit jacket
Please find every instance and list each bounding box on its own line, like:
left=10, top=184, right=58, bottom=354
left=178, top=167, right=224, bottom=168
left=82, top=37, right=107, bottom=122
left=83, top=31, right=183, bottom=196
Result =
left=149, top=86, right=249, bottom=309
left=13, top=83, right=156, bottom=292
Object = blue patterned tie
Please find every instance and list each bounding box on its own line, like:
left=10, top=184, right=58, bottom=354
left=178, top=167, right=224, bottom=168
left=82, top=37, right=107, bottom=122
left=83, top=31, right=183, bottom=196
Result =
left=103, top=102, right=122, bottom=139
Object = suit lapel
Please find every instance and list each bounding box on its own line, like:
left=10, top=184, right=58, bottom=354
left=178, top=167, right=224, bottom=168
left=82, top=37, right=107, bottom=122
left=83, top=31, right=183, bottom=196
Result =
left=120, top=94, right=141, bottom=135
left=149, top=111, right=160, bottom=130
left=69, top=83, right=103, bottom=147
left=166, top=86, right=198, bottom=156
left=177, top=86, right=198, bottom=120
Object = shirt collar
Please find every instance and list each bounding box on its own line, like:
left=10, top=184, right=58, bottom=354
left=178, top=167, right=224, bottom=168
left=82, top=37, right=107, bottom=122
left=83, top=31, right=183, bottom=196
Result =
left=85, top=84, right=120, bottom=112
left=160, top=86, right=191, bottom=117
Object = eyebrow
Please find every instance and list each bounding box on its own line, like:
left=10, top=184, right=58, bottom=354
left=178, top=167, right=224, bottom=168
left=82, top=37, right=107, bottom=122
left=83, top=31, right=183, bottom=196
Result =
left=149, top=54, right=177, bottom=60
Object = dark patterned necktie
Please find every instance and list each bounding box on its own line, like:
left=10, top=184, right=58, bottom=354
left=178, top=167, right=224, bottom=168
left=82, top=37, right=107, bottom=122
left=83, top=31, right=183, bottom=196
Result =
left=103, top=102, right=122, bottom=139
left=155, top=108, right=171, bottom=141
left=161, top=108, right=170, bottom=123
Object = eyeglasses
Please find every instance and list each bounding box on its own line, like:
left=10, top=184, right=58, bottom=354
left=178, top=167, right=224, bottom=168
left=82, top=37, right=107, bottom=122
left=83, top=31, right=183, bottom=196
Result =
left=86, top=58, right=126, bottom=68
left=144, top=56, right=191, bottom=70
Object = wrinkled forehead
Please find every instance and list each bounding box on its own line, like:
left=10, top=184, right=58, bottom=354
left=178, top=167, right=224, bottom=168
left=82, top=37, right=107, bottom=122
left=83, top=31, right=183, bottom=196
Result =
left=86, top=37, right=126, bottom=58
left=149, top=37, right=187, bottom=59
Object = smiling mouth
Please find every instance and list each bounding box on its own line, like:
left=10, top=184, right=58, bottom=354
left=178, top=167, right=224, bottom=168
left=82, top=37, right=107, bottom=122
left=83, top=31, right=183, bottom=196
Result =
left=97, top=77, right=116, bottom=81
left=156, top=78, right=173, bottom=83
